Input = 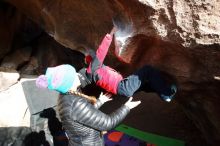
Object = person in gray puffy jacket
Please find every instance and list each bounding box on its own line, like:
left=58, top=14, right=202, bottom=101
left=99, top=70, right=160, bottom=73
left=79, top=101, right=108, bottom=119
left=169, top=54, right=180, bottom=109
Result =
left=36, top=64, right=141, bottom=146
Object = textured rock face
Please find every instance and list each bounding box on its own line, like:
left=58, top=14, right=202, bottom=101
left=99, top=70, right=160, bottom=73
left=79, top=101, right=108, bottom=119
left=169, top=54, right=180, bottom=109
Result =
left=1, top=0, right=220, bottom=145
left=5, top=0, right=220, bottom=48
left=138, top=0, right=220, bottom=47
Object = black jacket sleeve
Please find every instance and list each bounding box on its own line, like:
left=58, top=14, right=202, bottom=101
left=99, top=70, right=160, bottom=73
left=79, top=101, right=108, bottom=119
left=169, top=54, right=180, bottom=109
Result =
left=58, top=94, right=130, bottom=131
left=78, top=68, right=92, bottom=88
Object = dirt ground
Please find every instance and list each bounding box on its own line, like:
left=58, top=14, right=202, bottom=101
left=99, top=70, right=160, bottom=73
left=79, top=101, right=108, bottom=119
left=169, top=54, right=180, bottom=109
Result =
left=100, top=91, right=207, bottom=146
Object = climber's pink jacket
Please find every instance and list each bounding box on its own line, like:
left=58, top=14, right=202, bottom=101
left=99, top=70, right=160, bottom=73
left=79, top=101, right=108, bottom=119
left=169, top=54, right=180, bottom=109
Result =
left=86, top=34, right=123, bottom=94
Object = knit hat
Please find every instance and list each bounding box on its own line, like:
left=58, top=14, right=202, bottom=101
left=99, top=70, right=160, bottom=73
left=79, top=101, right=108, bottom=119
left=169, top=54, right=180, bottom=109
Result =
left=36, top=64, right=77, bottom=93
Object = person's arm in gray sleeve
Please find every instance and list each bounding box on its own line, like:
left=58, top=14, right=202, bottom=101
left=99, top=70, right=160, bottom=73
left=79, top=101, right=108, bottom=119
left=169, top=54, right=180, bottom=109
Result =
left=71, top=96, right=140, bottom=131
left=93, top=99, right=103, bottom=109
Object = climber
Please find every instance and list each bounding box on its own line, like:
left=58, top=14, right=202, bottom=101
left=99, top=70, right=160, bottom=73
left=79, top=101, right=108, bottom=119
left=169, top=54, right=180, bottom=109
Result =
left=37, top=26, right=177, bottom=102
left=81, top=26, right=177, bottom=102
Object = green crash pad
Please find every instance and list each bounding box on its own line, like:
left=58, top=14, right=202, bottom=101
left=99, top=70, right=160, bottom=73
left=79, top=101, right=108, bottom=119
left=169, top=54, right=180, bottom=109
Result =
left=104, top=124, right=185, bottom=146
